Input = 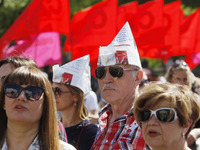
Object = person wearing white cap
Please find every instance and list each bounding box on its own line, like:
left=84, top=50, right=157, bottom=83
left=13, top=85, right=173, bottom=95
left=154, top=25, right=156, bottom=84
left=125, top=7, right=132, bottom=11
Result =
left=91, top=22, right=148, bottom=149
left=52, top=55, right=98, bottom=150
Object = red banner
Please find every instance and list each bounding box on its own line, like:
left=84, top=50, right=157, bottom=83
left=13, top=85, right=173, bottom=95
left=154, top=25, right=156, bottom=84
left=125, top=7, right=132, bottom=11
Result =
left=64, top=0, right=118, bottom=51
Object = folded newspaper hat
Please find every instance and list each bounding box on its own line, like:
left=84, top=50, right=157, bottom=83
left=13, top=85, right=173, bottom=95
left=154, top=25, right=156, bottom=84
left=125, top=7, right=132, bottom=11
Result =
left=52, top=55, right=91, bottom=95
left=97, top=22, right=142, bottom=69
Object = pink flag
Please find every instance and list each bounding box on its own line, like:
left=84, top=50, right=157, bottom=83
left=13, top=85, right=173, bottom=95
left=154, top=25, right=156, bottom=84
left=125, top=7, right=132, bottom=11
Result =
left=4, top=32, right=62, bottom=68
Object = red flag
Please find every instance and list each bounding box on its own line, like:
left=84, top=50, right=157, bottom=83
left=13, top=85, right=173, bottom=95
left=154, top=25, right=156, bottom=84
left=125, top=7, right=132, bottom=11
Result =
left=195, top=9, right=200, bottom=54
left=117, top=1, right=138, bottom=34
left=179, top=9, right=200, bottom=55
left=161, top=1, right=183, bottom=60
left=0, top=0, right=70, bottom=57
left=64, top=0, right=118, bottom=51
left=135, top=0, right=164, bottom=48
left=164, top=1, right=181, bottom=47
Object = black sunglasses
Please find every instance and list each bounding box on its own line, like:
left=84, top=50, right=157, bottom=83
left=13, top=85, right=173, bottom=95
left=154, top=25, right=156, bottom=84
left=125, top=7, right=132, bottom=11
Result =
left=4, top=83, right=44, bottom=101
left=140, top=108, right=178, bottom=123
left=52, top=87, right=71, bottom=98
left=95, top=66, right=138, bottom=79
left=139, top=79, right=149, bottom=87
left=1, top=76, right=6, bottom=83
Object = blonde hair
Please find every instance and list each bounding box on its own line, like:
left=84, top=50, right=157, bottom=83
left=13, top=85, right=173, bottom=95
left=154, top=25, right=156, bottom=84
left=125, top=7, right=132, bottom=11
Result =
left=133, top=82, right=200, bottom=137
left=165, top=63, right=193, bottom=89
left=66, top=85, right=88, bottom=120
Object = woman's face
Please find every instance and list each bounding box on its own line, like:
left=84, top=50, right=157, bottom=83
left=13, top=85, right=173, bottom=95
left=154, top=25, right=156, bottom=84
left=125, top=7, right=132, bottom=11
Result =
left=141, top=101, right=187, bottom=149
left=52, top=82, right=75, bottom=111
left=171, top=70, right=188, bottom=86
left=4, top=84, right=44, bottom=125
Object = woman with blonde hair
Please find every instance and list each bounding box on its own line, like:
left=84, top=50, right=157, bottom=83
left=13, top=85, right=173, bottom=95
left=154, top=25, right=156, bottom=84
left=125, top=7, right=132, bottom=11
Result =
left=133, top=82, right=200, bottom=150
left=0, top=66, right=75, bottom=150
left=52, top=55, right=98, bottom=150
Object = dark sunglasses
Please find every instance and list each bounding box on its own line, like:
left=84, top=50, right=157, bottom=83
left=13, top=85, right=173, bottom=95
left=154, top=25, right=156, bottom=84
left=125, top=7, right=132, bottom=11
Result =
left=172, top=62, right=188, bottom=68
left=95, top=66, right=138, bottom=79
left=4, top=83, right=44, bottom=101
left=140, top=108, right=178, bottom=123
left=1, top=76, right=6, bottom=83
left=139, top=79, right=149, bottom=87
left=52, top=87, right=71, bottom=98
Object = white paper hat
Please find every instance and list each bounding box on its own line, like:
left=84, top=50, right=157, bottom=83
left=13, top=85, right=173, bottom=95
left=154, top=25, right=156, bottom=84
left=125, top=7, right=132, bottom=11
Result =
left=52, top=55, right=91, bottom=95
left=97, top=22, right=142, bottom=69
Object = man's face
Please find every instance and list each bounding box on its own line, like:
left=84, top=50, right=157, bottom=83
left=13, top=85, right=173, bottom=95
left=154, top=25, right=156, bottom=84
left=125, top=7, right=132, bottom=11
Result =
left=97, top=65, right=142, bottom=105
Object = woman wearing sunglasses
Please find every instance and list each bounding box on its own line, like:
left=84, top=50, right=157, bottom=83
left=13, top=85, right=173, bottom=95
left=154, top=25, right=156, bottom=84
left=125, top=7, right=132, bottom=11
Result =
left=0, top=56, right=68, bottom=143
left=0, top=66, right=75, bottom=150
left=52, top=55, right=98, bottom=150
left=133, top=82, right=200, bottom=150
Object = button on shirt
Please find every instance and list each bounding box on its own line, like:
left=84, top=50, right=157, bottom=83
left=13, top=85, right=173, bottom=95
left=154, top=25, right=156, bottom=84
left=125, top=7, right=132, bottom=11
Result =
left=91, top=104, right=148, bottom=150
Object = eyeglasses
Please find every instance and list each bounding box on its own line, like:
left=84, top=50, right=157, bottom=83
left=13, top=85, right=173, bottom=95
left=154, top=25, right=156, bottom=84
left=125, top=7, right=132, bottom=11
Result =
left=95, top=66, right=138, bottom=79
left=52, top=87, right=71, bottom=98
left=140, top=108, right=178, bottom=123
left=139, top=79, right=149, bottom=87
left=4, top=83, right=44, bottom=101
left=1, top=76, right=6, bottom=83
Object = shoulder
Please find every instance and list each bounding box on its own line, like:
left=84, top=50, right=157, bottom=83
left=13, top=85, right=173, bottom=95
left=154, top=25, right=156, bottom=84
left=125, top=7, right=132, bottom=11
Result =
left=60, top=140, right=76, bottom=150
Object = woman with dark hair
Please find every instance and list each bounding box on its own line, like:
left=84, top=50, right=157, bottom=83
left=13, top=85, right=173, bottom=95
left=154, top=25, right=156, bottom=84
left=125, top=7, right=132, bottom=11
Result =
left=0, top=56, right=68, bottom=143
left=0, top=66, right=75, bottom=149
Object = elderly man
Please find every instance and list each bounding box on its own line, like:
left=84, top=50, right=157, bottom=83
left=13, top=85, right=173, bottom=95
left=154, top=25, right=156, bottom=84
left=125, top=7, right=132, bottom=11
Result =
left=91, top=22, right=147, bottom=150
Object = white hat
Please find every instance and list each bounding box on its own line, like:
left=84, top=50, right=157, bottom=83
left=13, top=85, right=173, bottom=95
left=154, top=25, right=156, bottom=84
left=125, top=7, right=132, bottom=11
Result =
left=97, top=22, right=142, bottom=69
left=52, top=55, right=91, bottom=95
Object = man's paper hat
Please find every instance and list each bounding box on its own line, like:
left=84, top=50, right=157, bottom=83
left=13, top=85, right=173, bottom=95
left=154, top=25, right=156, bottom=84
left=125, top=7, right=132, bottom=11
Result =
left=97, top=22, right=142, bottom=69
left=52, top=55, right=91, bottom=95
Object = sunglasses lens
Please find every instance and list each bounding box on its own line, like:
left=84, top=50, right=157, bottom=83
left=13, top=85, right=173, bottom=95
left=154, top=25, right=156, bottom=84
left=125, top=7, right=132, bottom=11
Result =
left=140, top=110, right=151, bottom=122
left=156, top=109, right=175, bottom=122
left=109, top=66, right=123, bottom=78
left=4, top=84, right=21, bottom=98
left=25, top=86, right=44, bottom=101
left=53, top=87, right=61, bottom=97
left=4, top=84, right=44, bottom=101
left=95, top=67, right=106, bottom=79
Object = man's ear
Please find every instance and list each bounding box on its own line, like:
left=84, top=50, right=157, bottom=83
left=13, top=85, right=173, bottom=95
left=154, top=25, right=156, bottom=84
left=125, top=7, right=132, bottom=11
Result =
left=184, top=120, right=193, bottom=134
left=135, top=70, right=143, bottom=86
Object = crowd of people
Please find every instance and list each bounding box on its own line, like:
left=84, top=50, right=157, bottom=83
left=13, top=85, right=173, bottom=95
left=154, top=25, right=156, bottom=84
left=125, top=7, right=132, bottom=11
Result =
left=0, top=21, right=200, bottom=150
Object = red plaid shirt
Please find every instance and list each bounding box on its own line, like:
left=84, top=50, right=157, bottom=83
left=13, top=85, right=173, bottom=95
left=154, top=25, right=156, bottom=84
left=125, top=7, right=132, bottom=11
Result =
left=91, top=104, right=149, bottom=150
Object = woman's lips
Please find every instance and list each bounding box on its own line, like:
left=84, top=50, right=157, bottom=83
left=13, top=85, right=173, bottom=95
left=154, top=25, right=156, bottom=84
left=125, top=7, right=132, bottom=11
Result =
left=14, top=104, right=27, bottom=111
left=148, top=130, right=160, bottom=137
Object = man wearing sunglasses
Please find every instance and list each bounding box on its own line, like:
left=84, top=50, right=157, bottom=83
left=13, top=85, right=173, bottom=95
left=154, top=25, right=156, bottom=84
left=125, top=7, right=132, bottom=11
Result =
left=91, top=22, right=147, bottom=149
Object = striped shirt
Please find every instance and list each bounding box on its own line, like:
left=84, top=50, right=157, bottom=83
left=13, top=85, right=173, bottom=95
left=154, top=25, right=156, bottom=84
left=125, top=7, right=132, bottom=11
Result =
left=91, top=104, right=149, bottom=150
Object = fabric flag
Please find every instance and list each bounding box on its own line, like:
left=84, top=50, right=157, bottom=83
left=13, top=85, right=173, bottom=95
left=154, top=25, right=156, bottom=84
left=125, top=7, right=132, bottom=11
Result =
left=194, top=8, right=200, bottom=54
left=4, top=32, right=62, bottom=68
left=164, top=1, right=181, bottom=48
left=64, top=0, right=118, bottom=51
left=160, top=0, right=183, bottom=61
left=179, top=9, right=200, bottom=56
left=117, top=1, right=138, bottom=35
left=0, top=0, right=70, bottom=58
left=135, top=0, right=164, bottom=48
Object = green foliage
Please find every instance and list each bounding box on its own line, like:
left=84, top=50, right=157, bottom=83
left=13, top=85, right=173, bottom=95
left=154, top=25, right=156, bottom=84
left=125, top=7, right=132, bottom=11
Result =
left=0, top=0, right=31, bottom=36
